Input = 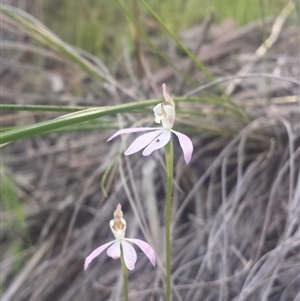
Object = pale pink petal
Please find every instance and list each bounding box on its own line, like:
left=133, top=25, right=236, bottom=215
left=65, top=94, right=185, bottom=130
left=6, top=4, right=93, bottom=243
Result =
left=84, top=240, right=115, bottom=270
left=125, top=130, right=163, bottom=156
left=142, top=130, right=171, bottom=156
left=172, top=130, right=193, bottom=164
left=107, top=240, right=121, bottom=259
left=121, top=240, right=137, bottom=271
left=126, top=238, right=156, bottom=267
left=107, top=127, right=155, bottom=142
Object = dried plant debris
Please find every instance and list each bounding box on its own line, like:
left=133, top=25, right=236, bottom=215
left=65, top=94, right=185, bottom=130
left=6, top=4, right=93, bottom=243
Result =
left=1, top=3, right=300, bottom=301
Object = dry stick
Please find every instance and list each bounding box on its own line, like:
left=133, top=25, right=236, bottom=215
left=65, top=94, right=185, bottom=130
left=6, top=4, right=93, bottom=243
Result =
left=125, top=157, right=151, bottom=236
left=141, top=160, right=162, bottom=301
left=1, top=231, right=57, bottom=301
left=177, top=12, right=214, bottom=95
left=219, top=154, right=230, bottom=301
left=118, top=161, right=152, bottom=245
left=225, top=1, right=296, bottom=95
left=115, top=111, right=150, bottom=239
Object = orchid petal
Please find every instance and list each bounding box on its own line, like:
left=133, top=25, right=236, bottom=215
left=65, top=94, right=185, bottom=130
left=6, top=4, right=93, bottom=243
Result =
left=107, top=240, right=121, bottom=259
left=84, top=240, right=115, bottom=270
left=153, top=103, right=164, bottom=124
left=142, top=130, right=171, bottom=156
left=121, top=240, right=137, bottom=271
left=172, top=130, right=193, bottom=164
left=126, top=238, right=156, bottom=267
left=107, top=127, right=155, bottom=142
left=124, top=130, right=163, bottom=156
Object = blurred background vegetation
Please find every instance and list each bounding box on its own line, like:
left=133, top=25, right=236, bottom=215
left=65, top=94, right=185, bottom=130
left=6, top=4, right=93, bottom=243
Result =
left=41, top=0, right=288, bottom=62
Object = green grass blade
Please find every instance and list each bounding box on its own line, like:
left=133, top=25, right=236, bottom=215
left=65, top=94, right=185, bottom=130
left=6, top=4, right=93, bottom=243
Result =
left=0, top=5, right=107, bottom=82
left=117, top=0, right=193, bottom=83
left=1, top=94, right=248, bottom=144
left=0, top=104, right=91, bottom=112
left=139, top=0, right=214, bottom=81
left=0, top=99, right=162, bottom=144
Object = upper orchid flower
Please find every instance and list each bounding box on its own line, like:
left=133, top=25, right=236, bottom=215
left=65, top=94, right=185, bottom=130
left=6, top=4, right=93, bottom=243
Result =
left=84, top=204, right=156, bottom=271
left=107, top=84, right=193, bottom=164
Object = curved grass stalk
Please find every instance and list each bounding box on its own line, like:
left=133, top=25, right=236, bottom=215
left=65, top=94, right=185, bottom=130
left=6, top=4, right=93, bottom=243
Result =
left=0, top=4, right=136, bottom=100
left=139, top=0, right=214, bottom=81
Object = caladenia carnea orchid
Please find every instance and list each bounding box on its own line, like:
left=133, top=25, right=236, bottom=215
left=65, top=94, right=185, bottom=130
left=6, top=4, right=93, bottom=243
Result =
left=84, top=204, right=156, bottom=271
left=84, top=204, right=156, bottom=301
left=107, top=83, right=193, bottom=164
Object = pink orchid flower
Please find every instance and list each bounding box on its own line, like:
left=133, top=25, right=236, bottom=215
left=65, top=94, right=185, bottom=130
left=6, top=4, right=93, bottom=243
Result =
left=107, top=83, right=193, bottom=164
left=84, top=204, right=156, bottom=271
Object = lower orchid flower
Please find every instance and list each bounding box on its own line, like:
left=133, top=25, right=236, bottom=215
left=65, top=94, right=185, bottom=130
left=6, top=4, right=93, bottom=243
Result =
left=107, top=83, right=193, bottom=164
left=84, top=204, right=156, bottom=271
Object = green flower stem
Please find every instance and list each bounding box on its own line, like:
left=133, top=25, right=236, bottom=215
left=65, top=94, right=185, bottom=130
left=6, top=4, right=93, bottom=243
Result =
left=164, top=140, right=174, bottom=301
left=120, top=246, right=129, bottom=301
